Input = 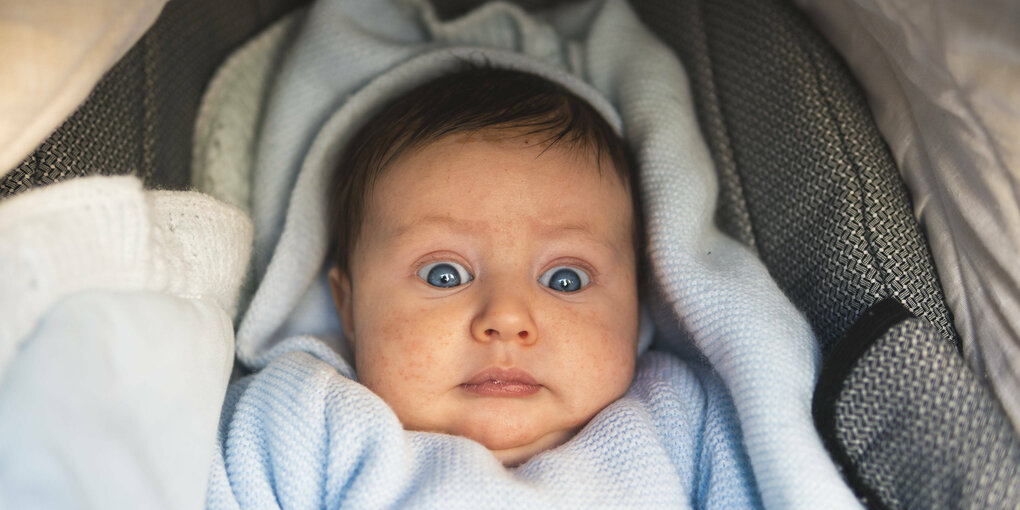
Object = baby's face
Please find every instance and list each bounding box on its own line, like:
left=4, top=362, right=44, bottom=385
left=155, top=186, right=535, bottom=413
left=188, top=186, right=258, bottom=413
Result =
left=330, top=132, right=638, bottom=466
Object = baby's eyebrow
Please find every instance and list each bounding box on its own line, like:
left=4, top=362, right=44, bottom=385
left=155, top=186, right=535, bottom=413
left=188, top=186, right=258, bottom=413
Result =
left=541, top=222, right=596, bottom=237
left=392, top=214, right=598, bottom=238
left=390, top=214, right=467, bottom=238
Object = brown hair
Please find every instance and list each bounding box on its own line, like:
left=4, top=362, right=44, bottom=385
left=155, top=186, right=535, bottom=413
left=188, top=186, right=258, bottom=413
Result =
left=329, top=65, right=642, bottom=273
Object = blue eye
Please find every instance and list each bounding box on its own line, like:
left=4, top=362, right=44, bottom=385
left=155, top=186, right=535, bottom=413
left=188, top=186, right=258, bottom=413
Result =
left=417, top=261, right=473, bottom=288
left=539, top=266, right=591, bottom=292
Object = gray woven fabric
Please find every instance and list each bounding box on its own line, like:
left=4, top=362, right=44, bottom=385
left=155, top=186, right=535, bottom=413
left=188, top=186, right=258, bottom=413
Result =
left=0, top=49, right=146, bottom=196
left=0, top=0, right=307, bottom=198
left=628, top=0, right=756, bottom=253
left=834, top=316, right=1020, bottom=509
left=629, top=0, right=958, bottom=355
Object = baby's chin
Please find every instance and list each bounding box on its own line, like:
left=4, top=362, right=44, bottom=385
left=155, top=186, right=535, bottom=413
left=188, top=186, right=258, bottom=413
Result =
left=480, top=427, right=579, bottom=467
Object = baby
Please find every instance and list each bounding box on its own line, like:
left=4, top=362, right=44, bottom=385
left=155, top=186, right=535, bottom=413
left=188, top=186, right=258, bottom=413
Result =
left=208, top=56, right=760, bottom=510
left=326, top=66, right=644, bottom=467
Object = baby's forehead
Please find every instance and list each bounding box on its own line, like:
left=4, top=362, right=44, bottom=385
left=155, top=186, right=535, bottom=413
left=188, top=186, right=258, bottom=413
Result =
left=367, top=132, right=635, bottom=241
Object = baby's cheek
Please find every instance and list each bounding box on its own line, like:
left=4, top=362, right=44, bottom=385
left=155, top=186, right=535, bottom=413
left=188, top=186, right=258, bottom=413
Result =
left=359, top=306, right=457, bottom=391
left=592, top=338, right=636, bottom=392
left=551, top=306, right=635, bottom=406
left=582, top=310, right=637, bottom=389
left=579, top=302, right=635, bottom=349
left=360, top=306, right=467, bottom=433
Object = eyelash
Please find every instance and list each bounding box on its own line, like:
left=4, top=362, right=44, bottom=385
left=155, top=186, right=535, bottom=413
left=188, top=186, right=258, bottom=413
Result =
left=542, top=258, right=598, bottom=283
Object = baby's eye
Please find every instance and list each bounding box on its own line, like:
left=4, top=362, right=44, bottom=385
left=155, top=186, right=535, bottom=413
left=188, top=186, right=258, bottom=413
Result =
left=539, top=266, right=591, bottom=293
left=417, top=261, right=473, bottom=288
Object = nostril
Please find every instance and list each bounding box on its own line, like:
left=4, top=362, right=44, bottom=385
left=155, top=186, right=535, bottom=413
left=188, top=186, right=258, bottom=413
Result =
left=478, top=328, right=531, bottom=341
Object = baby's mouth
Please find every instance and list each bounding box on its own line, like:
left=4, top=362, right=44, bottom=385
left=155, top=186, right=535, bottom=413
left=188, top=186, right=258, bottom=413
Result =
left=461, top=367, right=541, bottom=397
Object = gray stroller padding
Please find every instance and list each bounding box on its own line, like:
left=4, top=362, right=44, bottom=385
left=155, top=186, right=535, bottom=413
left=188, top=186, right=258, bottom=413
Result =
left=814, top=298, right=1020, bottom=509
left=629, top=0, right=958, bottom=356
left=3, top=0, right=1016, bottom=507
left=0, top=0, right=306, bottom=197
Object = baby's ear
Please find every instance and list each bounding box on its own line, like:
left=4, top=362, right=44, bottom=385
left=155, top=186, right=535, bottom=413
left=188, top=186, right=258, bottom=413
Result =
left=328, top=266, right=356, bottom=346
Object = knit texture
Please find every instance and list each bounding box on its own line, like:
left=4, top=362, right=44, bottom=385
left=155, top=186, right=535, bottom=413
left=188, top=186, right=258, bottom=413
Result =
left=197, top=0, right=860, bottom=507
left=0, top=175, right=252, bottom=379
left=192, top=12, right=301, bottom=215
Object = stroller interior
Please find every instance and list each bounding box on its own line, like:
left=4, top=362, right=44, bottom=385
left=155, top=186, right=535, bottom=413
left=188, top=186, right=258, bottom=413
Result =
left=2, top=0, right=1018, bottom=507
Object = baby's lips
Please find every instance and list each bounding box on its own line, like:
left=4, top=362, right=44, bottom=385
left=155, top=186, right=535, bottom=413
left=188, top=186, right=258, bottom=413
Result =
left=463, top=366, right=539, bottom=386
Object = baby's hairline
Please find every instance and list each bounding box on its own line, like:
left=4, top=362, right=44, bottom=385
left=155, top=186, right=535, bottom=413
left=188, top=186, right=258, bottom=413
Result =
left=328, top=66, right=644, bottom=277
left=343, top=128, right=635, bottom=274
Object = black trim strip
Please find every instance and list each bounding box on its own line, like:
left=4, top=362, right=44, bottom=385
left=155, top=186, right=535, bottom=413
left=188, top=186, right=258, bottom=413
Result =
left=812, top=297, right=915, bottom=510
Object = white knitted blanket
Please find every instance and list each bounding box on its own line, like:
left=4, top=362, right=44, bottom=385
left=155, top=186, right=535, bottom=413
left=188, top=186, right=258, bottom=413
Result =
left=0, top=176, right=251, bottom=508
left=194, top=0, right=861, bottom=508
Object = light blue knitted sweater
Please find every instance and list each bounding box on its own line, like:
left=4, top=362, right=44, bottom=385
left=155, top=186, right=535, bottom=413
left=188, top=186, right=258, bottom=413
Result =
left=207, top=338, right=758, bottom=508
left=202, top=0, right=861, bottom=508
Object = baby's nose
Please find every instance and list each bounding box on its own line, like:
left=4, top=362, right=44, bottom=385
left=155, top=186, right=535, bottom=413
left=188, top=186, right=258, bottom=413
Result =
left=470, top=293, right=537, bottom=345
